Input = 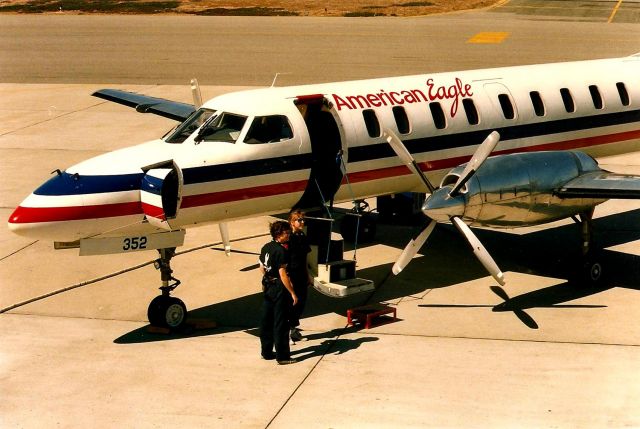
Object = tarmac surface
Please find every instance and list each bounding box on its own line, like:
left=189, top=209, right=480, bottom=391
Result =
left=2, top=7, right=640, bottom=429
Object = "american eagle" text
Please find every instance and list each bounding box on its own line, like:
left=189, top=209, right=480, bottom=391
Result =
left=331, top=78, right=472, bottom=117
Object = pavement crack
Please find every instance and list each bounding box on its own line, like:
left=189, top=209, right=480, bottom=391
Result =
left=1, top=240, right=38, bottom=262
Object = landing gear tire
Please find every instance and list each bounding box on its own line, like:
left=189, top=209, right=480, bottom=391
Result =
left=148, top=295, right=187, bottom=330
left=582, top=259, right=603, bottom=287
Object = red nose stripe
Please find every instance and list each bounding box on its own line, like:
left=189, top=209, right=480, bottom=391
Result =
left=8, top=202, right=143, bottom=224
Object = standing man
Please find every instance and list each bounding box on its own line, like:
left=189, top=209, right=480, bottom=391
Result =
left=288, top=209, right=313, bottom=343
left=259, top=220, right=298, bottom=365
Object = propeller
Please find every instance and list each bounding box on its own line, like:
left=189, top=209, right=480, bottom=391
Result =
left=392, top=219, right=436, bottom=275
left=190, top=78, right=203, bottom=109
left=449, top=131, right=500, bottom=197
left=452, top=217, right=504, bottom=285
left=385, top=128, right=505, bottom=286
left=383, top=129, right=435, bottom=193
left=219, top=222, right=231, bottom=257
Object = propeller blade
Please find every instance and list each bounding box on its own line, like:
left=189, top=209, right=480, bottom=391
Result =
left=383, top=128, right=435, bottom=193
left=451, top=216, right=505, bottom=286
left=449, top=131, right=500, bottom=197
left=392, top=220, right=437, bottom=275
left=190, top=78, right=203, bottom=109
left=219, top=222, right=231, bottom=256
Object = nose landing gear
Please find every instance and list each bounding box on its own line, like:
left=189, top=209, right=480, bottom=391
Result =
left=147, top=248, right=187, bottom=329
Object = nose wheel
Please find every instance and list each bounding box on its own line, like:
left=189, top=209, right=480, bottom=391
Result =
left=147, top=248, right=187, bottom=330
left=148, top=295, right=187, bottom=329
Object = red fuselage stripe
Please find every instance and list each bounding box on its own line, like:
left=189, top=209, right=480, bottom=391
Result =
left=9, top=129, right=640, bottom=224
left=180, top=180, right=309, bottom=208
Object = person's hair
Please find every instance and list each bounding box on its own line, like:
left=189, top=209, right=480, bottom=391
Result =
left=288, top=208, right=305, bottom=223
left=270, top=220, right=292, bottom=239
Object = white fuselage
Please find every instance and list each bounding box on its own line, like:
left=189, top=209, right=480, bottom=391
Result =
left=8, top=55, right=640, bottom=241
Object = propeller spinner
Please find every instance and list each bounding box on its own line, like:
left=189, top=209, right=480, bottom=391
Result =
left=384, top=128, right=505, bottom=286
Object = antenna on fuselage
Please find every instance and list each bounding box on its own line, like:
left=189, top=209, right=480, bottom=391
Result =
left=270, top=72, right=291, bottom=88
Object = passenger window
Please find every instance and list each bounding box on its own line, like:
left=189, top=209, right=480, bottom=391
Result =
left=498, top=94, right=515, bottom=120
left=617, top=82, right=630, bottom=106
left=529, top=91, right=545, bottom=117
left=363, top=109, right=381, bottom=138
left=429, top=102, right=447, bottom=130
left=589, top=85, right=604, bottom=110
left=560, top=88, right=575, bottom=113
left=392, top=106, right=411, bottom=134
left=462, top=98, right=479, bottom=125
left=244, top=115, right=293, bottom=144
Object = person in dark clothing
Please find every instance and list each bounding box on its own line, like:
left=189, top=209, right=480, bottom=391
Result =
left=287, top=209, right=313, bottom=343
left=259, top=220, right=298, bottom=365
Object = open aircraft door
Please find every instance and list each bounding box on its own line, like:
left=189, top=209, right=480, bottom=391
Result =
left=140, top=161, right=183, bottom=230
left=293, top=94, right=346, bottom=209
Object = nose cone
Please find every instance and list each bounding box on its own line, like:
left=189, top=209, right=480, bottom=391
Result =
left=7, top=203, right=58, bottom=240
left=422, top=188, right=465, bottom=222
left=8, top=171, right=143, bottom=241
left=8, top=172, right=82, bottom=240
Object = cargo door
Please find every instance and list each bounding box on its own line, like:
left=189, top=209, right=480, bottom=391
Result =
left=140, top=162, right=182, bottom=229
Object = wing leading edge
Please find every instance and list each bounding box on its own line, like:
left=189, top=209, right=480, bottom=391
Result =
left=556, top=171, right=640, bottom=199
left=92, top=89, right=195, bottom=122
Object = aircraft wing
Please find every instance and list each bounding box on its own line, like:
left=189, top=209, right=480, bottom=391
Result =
left=92, top=89, right=195, bottom=122
left=556, top=171, right=640, bottom=199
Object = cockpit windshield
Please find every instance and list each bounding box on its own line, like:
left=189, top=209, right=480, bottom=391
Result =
left=165, top=108, right=216, bottom=144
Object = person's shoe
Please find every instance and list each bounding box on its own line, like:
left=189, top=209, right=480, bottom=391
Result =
left=277, top=358, right=297, bottom=365
left=261, top=352, right=276, bottom=360
left=290, top=328, right=303, bottom=342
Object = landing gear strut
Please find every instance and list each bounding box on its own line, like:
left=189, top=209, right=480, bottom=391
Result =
left=340, top=200, right=377, bottom=243
left=147, top=248, right=187, bottom=329
left=576, top=209, right=603, bottom=285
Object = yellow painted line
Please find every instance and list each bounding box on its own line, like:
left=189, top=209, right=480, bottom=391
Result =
left=467, top=32, right=510, bottom=44
left=607, top=0, right=623, bottom=23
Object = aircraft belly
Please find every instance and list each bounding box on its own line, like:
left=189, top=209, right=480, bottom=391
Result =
left=333, top=171, right=424, bottom=202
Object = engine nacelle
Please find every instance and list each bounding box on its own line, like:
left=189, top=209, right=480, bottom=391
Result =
left=440, top=151, right=605, bottom=228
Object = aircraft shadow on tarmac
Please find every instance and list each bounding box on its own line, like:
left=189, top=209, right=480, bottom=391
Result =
left=114, top=209, right=640, bottom=343
left=241, top=326, right=380, bottom=362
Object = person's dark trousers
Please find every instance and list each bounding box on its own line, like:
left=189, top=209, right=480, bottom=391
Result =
left=260, top=285, right=291, bottom=361
left=289, top=274, right=308, bottom=328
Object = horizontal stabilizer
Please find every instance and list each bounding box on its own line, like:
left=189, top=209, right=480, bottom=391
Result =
left=556, top=171, right=640, bottom=199
left=92, top=89, right=195, bottom=122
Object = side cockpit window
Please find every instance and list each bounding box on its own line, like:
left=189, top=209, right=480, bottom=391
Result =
left=244, top=115, right=294, bottom=144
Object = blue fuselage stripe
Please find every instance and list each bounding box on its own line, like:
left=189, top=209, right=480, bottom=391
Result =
left=32, top=108, right=640, bottom=197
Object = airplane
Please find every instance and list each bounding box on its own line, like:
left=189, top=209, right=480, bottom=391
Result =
left=8, top=53, right=640, bottom=329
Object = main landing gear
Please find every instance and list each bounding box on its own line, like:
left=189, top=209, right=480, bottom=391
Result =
left=575, top=208, right=603, bottom=285
left=147, top=248, right=187, bottom=329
